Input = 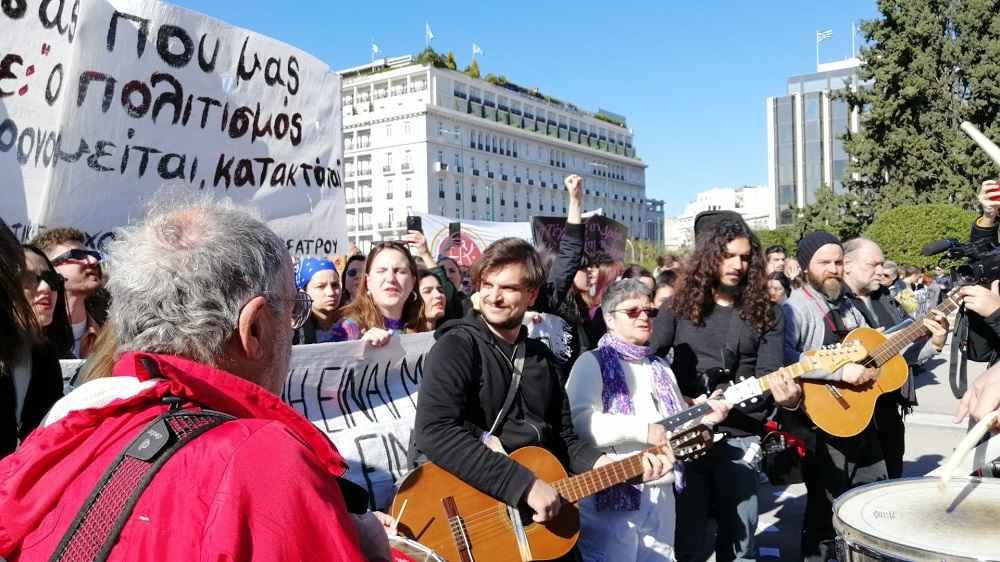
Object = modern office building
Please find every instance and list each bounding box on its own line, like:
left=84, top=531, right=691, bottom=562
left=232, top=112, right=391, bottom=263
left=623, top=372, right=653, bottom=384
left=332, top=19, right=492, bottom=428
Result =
left=643, top=198, right=665, bottom=252
left=668, top=185, right=777, bottom=248
left=338, top=55, right=648, bottom=252
left=766, top=58, right=864, bottom=226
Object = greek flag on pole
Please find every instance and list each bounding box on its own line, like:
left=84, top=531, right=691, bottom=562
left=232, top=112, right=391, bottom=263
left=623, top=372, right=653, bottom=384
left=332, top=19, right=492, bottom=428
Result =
left=372, top=43, right=381, bottom=54
left=473, top=43, right=484, bottom=56
left=817, top=30, right=833, bottom=42
left=426, top=23, right=434, bottom=41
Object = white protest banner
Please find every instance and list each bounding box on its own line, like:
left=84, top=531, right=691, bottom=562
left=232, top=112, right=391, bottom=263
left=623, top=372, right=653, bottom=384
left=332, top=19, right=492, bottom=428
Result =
left=416, top=211, right=533, bottom=266
left=282, top=333, right=435, bottom=510
left=1, top=0, right=345, bottom=256
left=59, top=359, right=84, bottom=389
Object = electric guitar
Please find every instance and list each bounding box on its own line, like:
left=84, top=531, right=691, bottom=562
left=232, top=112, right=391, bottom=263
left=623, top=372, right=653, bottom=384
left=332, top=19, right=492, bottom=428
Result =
left=657, top=342, right=868, bottom=432
left=390, top=425, right=713, bottom=562
left=802, top=293, right=960, bottom=437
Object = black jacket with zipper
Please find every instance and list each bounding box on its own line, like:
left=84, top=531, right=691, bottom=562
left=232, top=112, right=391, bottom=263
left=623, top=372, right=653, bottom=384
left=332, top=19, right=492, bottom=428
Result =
left=413, top=310, right=603, bottom=506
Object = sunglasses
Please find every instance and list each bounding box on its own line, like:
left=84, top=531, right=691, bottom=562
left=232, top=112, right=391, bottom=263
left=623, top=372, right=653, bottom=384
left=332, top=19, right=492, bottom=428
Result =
left=610, top=306, right=659, bottom=319
left=32, top=270, right=64, bottom=290
left=50, top=248, right=101, bottom=266
left=345, top=269, right=361, bottom=278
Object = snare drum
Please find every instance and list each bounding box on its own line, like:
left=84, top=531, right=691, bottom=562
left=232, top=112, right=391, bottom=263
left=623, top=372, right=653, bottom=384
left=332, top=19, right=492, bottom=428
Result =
left=389, top=536, right=446, bottom=562
left=833, top=476, right=1000, bottom=561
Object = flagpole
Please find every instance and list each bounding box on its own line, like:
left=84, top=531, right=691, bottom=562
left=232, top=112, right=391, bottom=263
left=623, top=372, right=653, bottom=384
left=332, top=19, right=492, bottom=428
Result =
left=852, top=23, right=856, bottom=57
left=816, top=31, right=820, bottom=70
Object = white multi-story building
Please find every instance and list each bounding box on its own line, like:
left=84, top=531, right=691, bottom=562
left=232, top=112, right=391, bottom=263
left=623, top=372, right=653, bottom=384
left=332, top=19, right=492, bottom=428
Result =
left=669, top=185, right=777, bottom=248
left=338, top=55, right=648, bottom=252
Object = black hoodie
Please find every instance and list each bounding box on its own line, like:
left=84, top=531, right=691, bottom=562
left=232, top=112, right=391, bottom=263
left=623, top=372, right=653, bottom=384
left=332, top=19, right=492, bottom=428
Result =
left=413, top=310, right=603, bottom=506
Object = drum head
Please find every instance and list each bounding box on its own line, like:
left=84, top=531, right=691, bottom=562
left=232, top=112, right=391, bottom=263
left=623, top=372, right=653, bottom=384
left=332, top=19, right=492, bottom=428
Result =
left=834, top=477, right=1000, bottom=561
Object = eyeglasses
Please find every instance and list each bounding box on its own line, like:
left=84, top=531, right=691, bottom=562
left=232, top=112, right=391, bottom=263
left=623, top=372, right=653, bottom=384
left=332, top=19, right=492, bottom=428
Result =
left=50, top=248, right=101, bottom=266
left=32, top=271, right=64, bottom=290
left=765, top=245, right=786, bottom=255
left=274, top=293, right=314, bottom=329
left=610, top=306, right=659, bottom=319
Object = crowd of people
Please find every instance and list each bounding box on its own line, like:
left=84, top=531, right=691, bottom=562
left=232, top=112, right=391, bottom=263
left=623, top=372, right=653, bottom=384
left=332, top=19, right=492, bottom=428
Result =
left=2, top=176, right=1000, bottom=561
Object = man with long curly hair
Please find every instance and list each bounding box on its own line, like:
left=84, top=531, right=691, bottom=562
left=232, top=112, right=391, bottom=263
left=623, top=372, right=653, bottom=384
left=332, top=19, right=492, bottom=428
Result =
left=650, top=211, right=800, bottom=562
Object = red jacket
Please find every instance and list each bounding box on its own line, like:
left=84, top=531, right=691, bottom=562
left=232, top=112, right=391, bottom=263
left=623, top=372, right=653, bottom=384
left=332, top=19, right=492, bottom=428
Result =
left=0, top=352, right=367, bottom=562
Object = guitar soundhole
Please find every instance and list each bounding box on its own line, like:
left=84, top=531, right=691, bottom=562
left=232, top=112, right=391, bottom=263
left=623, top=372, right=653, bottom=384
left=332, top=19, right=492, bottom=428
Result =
left=499, top=502, right=535, bottom=530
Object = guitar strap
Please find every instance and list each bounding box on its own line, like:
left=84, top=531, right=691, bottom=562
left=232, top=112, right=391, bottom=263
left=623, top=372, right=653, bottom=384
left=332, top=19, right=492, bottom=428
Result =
left=487, top=342, right=526, bottom=437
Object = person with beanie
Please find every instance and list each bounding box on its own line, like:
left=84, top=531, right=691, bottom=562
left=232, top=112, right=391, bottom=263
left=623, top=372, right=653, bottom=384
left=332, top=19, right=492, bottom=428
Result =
left=294, top=258, right=343, bottom=344
left=781, top=231, right=887, bottom=562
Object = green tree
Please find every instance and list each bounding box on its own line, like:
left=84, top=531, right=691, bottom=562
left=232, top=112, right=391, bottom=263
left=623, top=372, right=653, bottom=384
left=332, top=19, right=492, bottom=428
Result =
left=837, top=0, right=1000, bottom=224
left=464, top=59, right=481, bottom=79
left=792, top=185, right=870, bottom=242
left=446, top=50, right=457, bottom=70
left=755, top=226, right=801, bottom=257
left=416, top=47, right=446, bottom=68
left=864, top=204, right=976, bottom=267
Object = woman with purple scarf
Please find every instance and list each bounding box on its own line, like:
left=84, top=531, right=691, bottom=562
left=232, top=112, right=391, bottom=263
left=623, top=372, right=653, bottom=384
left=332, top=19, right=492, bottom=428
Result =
left=566, top=279, right=732, bottom=562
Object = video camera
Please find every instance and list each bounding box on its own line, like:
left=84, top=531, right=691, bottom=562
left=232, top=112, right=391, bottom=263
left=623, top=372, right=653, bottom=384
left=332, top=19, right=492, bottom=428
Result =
left=921, top=237, right=1000, bottom=285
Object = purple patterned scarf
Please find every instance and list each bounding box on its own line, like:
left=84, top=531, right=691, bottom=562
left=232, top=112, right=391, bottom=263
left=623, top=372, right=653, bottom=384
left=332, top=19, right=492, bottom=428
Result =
left=595, top=332, right=686, bottom=512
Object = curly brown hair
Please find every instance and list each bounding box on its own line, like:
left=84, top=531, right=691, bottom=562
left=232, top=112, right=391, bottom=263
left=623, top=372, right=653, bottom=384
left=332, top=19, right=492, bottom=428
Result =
left=29, top=226, right=86, bottom=254
left=672, top=218, right=775, bottom=332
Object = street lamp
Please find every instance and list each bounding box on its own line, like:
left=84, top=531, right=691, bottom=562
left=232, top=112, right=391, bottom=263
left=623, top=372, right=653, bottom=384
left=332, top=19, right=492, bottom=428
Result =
left=440, top=128, right=464, bottom=219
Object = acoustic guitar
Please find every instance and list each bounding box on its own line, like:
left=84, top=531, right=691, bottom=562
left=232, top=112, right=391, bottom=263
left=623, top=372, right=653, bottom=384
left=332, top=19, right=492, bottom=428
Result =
left=390, top=425, right=712, bottom=562
left=802, top=295, right=960, bottom=438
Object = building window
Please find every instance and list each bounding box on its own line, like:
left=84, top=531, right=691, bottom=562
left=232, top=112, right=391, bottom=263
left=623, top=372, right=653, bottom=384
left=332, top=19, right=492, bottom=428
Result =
left=437, top=150, right=443, bottom=163
left=405, top=178, right=412, bottom=197
left=385, top=124, right=392, bottom=137
left=404, top=121, right=411, bottom=135
left=387, top=180, right=394, bottom=199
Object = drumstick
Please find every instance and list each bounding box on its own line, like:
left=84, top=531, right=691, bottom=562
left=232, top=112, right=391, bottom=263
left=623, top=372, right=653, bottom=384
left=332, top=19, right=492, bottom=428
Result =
left=937, top=410, right=1000, bottom=491
left=395, top=498, right=408, bottom=524
left=960, top=121, right=1000, bottom=167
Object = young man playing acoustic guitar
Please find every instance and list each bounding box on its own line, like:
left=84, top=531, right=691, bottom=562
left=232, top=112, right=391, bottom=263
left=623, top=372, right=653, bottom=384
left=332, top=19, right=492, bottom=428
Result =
left=412, top=235, right=674, bottom=561
left=649, top=211, right=800, bottom=562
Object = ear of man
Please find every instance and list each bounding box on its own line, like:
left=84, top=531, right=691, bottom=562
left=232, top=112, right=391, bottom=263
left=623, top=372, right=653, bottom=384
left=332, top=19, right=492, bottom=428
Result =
left=235, top=295, right=271, bottom=362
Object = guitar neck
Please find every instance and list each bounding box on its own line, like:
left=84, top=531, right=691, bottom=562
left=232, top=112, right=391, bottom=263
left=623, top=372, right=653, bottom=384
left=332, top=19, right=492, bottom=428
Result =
left=869, top=295, right=959, bottom=366
left=550, top=446, right=653, bottom=504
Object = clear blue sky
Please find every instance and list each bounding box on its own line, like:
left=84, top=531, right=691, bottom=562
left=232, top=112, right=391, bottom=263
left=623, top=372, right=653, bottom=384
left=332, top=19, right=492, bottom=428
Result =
left=171, top=0, right=880, bottom=218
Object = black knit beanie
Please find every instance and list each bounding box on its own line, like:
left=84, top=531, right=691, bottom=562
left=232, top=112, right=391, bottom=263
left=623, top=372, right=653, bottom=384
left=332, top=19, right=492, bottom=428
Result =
left=796, top=231, right=841, bottom=269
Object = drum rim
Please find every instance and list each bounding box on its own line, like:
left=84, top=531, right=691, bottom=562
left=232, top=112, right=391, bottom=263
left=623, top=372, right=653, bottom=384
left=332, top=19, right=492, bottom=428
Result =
left=833, top=476, right=1000, bottom=562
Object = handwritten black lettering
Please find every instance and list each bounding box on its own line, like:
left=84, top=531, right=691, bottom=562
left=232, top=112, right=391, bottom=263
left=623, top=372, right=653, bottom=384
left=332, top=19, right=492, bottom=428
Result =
left=107, top=11, right=150, bottom=58
left=155, top=24, right=193, bottom=68
left=77, top=71, right=115, bottom=112
left=2, top=0, right=27, bottom=19
left=0, top=54, right=23, bottom=98
left=38, top=0, right=79, bottom=43
left=45, top=62, right=63, bottom=106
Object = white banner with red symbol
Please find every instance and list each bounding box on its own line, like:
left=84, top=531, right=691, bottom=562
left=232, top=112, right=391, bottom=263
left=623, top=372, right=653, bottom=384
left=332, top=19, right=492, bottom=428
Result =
left=414, top=212, right=533, bottom=266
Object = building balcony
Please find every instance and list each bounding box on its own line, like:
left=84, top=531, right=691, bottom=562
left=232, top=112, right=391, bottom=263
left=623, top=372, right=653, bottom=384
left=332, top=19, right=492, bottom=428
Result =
left=455, top=193, right=462, bottom=201
left=347, top=225, right=356, bottom=232
left=401, top=163, right=412, bottom=171
left=472, top=170, right=480, bottom=176
left=382, top=165, right=393, bottom=173
left=360, top=224, right=372, bottom=231
left=396, top=220, right=408, bottom=228
left=377, top=222, right=393, bottom=230
left=501, top=174, right=508, bottom=181
left=346, top=171, right=356, bottom=178
left=484, top=100, right=496, bottom=108
left=455, top=166, right=464, bottom=173
left=357, top=141, right=371, bottom=149
left=471, top=195, right=477, bottom=202
left=454, top=91, right=467, bottom=99
left=528, top=179, right=534, bottom=186
left=487, top=172, right=494, bottom=179
left=541, top=181, right=547, bottom=188
left=404, top=191, right=412, bottom=198
left=387, top=193, right=394, bottom=200
left=515, top=177, right=521, bottom=183
left=359, top=196, right=373, bottom=203
left=346, top=197, right=356, bottom=204
left=358, top=169, right=371, bottom=177
left=513, top=201, right=519, bottom=208
left=435, top=162, right=448, bottom=172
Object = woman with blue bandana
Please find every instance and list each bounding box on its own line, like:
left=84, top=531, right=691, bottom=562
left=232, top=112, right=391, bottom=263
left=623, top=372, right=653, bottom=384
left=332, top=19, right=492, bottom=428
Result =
left=293, top=258, right=344, bottom=344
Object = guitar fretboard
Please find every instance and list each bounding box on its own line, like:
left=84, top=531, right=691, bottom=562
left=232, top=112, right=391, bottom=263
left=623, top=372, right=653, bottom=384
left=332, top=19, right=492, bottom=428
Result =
left=551, top=448, right=649, bottom=504
left=870, top=296, right=959, bottom=366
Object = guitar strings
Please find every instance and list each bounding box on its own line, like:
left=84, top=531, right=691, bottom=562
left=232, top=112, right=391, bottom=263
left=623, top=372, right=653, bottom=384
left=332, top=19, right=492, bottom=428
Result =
left=427, top=437, right=709, bottom=546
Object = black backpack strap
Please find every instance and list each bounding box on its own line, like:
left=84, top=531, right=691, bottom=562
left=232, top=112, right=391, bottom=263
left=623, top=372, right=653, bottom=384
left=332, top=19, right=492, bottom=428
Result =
left=49, top=402, right=234, bottom=562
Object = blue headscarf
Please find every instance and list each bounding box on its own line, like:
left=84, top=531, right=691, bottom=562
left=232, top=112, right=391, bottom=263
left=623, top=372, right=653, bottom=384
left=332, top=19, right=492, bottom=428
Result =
left=295, top=258, right=338, bottom=291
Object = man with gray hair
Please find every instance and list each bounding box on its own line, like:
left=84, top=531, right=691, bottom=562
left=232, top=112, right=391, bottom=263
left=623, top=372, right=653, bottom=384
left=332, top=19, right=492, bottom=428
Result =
left=0, top=197, right=376, bottom=561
